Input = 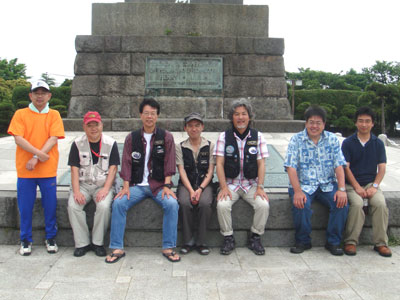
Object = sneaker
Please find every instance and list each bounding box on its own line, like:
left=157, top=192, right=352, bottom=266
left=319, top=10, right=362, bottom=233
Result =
left=290, top=243, right=312, bottom=254
left=220, top=235, right=235, bottom=255
left=248, top=234, right=265, bottom=255
left=325, top=243, right=343, bottom=256
left=45, top=239, right=58, bottom=254
left=19, top=239, right=32, bottom=256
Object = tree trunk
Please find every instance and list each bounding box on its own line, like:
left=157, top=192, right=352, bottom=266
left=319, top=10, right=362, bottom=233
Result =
left=381, top=98, right=386, bottom=134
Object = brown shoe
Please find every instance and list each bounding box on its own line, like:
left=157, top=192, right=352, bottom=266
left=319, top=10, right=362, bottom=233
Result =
left=344, top=244, right=357, bottom=256
left=373, top=245, right=392, bottom=257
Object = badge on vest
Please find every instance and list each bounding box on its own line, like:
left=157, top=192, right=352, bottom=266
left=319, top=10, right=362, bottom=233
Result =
left=248, top=147, right=258, bottom=155
left=247, top=141, right=257, bottom=146
left=132, top=152, right=141, bottom=159
left=154, top=140, right=164, bottom=146
left=156, top=146, right=164, bottom=154
left=226, top=145, right=235, bottom=154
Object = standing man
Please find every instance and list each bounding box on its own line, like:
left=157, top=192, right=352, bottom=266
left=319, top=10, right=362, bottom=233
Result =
left=214, top=99, right=270, bottom=256
left=342, top=107, right=391, bottom=257
left=8, top=80, right=65, bottom=256
left=284, top=105, right=348, bottom=256
left=105, top=98, right=180, bottom=263
left=67, top=111, right=120, bottom=257
left=176, top=112, right=215, bottom=255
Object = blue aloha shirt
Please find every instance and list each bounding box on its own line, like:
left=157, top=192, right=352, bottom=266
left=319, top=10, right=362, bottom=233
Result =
left=284, top=128, right=346, bottom=194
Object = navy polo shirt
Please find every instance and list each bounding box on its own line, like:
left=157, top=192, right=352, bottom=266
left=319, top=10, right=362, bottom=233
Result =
left=341, top=132, right=386, bottom=186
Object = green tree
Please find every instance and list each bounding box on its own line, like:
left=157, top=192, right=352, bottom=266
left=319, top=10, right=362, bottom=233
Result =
left=362, top=60, right=400, bottom=84
left=0, top=58, right=28, bottom=80
left=363, top=82, right=400, bottom=134
left=60, top=79, right=72, bottom=87
left=40, top=73, right=56, bottom=86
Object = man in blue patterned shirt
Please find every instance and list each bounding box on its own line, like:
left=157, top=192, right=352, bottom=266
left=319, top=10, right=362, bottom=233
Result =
left=284, top=105, right=348, bottom=256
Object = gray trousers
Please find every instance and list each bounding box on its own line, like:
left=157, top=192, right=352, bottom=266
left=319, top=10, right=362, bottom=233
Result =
left=67, top=182, right=113, bottom=248
left=177, top=184, right=213, bottom=246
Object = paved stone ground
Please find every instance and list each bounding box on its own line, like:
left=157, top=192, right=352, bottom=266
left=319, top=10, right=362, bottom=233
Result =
left=0, top=245, right=399, bottom=300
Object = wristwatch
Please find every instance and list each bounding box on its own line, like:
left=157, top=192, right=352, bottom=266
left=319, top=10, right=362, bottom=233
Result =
left=163, top=183, right=172, bottom=189
left=33, top=155, right=39, bottom=159
left=372, top=183, right=379, bottom=188
left=338, top=187, right=346, bottom=192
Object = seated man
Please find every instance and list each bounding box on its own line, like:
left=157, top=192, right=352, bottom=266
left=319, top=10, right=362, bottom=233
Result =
left=67, top=111, right=119, bottom=257
left=284, top=105, right=348, bottom=256
left=214, top=99, right=270, bottom=256
left=342, top=107, right=391, bottom=257
left=176, top=113, right=215, bottom=255
left=105, top=98, right=180, bottom=264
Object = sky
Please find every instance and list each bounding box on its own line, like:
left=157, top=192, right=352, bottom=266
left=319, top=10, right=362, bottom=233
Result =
left=1, top=0, right=399, bottom=85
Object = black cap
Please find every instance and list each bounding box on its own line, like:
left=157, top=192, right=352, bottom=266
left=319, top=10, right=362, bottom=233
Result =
left=184, top=112, right=203, bottom=125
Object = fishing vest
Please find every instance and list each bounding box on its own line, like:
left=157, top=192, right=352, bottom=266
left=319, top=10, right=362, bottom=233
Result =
left=130, top=128, right=166, bottom=184
left=75, top=134, right=115, bottom=187
left=180, top=141, right=211, bottom=189
left=224, top=128, right=258, bottom=179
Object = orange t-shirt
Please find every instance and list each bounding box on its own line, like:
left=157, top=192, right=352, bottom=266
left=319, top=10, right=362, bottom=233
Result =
left=8, top=108, right=65, bottom=178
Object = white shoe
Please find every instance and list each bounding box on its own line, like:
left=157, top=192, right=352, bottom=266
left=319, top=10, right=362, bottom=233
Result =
left=19, top=240, right=32, bottom=256
left=45, top=239, right=58, bottom=254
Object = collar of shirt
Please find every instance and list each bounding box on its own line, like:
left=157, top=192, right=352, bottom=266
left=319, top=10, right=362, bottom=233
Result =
left=300, top=128, right=327, bottom=145
left=29, top=102, right=49, bottom=114
left=181, top=136, right=209, bottom=151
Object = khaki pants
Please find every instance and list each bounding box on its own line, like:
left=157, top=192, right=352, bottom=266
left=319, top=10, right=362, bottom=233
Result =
left=67, top=182, right=113, bottom=248
left=217, top=186, right=269, bottom=236
left=344, top=183, right=389, bottom=246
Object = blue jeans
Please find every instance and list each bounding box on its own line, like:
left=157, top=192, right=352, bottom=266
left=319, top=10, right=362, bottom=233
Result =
left=17, top=177, right=58, bottom=242
left=289, top=184, right=348, bottom=246
left=109, top=185, right=178, bottom=249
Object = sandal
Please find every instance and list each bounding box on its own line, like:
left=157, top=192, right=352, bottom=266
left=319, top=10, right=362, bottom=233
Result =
left=180, top=244, right=195, bottom=255
left=162, top=250, right=181, bottom=263
left=197, top=245, right=210, bottom=255
left=105, top=250, right=125, bottom=264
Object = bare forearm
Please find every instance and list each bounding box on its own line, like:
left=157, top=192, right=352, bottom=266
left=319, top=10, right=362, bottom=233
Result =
left=40, top=136, right=58, bottom=153
left=103, top=165, right=118, bottom=191
left=335, top=166, right=345, bottom=188
left=374, top=163, right=386, bottom=185
left=178, top=165, right=194, bottom=192
left=287, top=167, right=302, bottom=192
left=257, top=159, right=265, bottom=185
left=71, top=167, right=81, bottom=194
left=216, top=158, right=228, bottom=189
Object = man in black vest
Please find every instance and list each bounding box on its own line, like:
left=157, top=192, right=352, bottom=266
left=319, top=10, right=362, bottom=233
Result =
left=176, top=112, right=215, bottom=255
left=214, top=99, right=270, bottom=255
left=105, top=98, right=180, bottom=263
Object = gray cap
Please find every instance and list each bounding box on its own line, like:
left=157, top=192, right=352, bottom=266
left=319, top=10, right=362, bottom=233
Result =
left=184, top=112, right=203, bottom=125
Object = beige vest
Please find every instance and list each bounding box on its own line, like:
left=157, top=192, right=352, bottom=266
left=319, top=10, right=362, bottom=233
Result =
left=75, top=134, right=115, bottom=187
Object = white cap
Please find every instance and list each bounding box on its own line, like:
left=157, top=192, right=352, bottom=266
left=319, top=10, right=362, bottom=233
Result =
left=31, top=80, right=50, bottom=92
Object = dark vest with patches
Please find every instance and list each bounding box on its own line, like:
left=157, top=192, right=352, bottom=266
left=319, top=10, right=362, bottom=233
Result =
left=130, top=128, right=166, bottom=184
left=180, top=141, right=211, bottom=189
left=224, top=128, right=258, bottom=179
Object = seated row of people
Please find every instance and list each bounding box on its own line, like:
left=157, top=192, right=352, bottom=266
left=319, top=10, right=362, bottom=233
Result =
left=8, top=81, right=391, bottom=261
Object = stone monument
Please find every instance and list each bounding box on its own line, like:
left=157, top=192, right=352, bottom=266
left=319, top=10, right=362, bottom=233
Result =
left=66, top=0, right=303, bottom=132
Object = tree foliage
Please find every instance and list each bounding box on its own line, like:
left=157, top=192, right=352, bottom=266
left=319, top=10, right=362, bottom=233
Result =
left=40, top=73, right=56, bottom=86
left=0, top=58, right=28, bottom=80
left=362, top=60, right=400, bottom=84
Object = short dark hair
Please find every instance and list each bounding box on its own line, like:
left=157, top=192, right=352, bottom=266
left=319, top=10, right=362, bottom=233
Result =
left=355, top=106, right=375, bottom=122
left=304, top=105, right=327, bottom=123
left=139, top=97, right=160, bottom=115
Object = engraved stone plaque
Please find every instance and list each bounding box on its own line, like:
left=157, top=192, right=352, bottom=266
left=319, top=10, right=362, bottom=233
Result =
left=145, top=57, right=223, bottom=90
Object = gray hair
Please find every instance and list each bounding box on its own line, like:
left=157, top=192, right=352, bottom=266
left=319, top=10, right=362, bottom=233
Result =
left=227, top=99, right=254, bottom=122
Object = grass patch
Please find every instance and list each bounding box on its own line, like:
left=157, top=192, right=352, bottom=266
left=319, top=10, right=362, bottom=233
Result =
left=388, top=235, right=400, bottom=246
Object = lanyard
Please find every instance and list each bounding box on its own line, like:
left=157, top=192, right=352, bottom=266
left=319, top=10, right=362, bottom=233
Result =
left=90, top=137, right=102, bottom=158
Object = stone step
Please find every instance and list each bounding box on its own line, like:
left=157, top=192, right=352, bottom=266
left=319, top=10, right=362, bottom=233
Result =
left=63, top=118, right=305, bottom=132
left=1, top=191, right=399, bottom=247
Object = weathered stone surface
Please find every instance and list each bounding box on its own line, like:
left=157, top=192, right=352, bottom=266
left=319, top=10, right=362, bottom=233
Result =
left=223, top=97, right=291, bottom=120
left=103, top=53, right=131, bottom=74
left=74, top=53, right=102, bottom=75
left=71, top=76, right=99, bottom=96
left=104, top=36, right=121, bottom=52
left=205, top=98, right=223, bottom=119
left=131, top=53, right=147, bottom=75
left=63, top=119, right=112, bottom=131
left=68, top=96, right=100, bottom=118
left=0, top=193, right=16, bottom=227
left=254, top=38, right=285, bottom=55
left=226, top=55, right=285, bottom=77
left=75, top=35, right=104, bottom=53
left=93, top=3, right=268, bottom=37
left=156, top=97, right=206, bottom=119
left=224, top=76, right=287, bottom=98
left=99, top=76, right=145, bottom=96
left=98, top=96, right=133, bottom=118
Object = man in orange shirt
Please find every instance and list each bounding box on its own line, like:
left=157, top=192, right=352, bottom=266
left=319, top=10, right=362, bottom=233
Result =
left=8, top=80, right=65, bottom=256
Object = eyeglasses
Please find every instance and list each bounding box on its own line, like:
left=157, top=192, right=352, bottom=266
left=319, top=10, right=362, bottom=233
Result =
left=307, top=120, right=324, bottom=126
left=32, top=92, right=49, bottom=97
left=357, top=119, right=372, bottom=124
left=142, top=111, right=157, bottom=117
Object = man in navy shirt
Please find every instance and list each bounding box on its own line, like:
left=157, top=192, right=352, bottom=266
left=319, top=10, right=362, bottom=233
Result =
left=341, top=107, right=391, bottom=257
